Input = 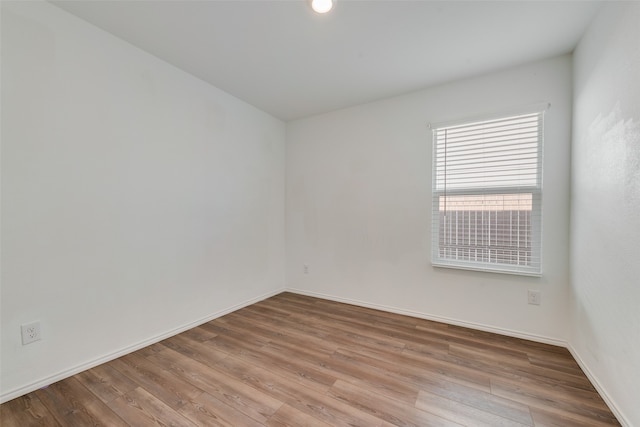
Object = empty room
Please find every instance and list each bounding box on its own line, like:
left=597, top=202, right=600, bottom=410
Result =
left=1, top=0, right=638, bottom=426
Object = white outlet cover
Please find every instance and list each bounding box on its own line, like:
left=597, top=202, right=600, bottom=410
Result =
left=21, top=321, right=42, bottom=345
left=527, top=290, right=541, bottom=305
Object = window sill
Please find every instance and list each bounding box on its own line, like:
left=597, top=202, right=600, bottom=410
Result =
left=431, top=261, right=542, bottom=277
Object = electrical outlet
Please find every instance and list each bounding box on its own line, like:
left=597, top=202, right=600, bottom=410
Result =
left=303, top=263, right=309, bottom=274
left=527, top=290, right=541, bottom=305
left=21, top=321, right=42, bottom=345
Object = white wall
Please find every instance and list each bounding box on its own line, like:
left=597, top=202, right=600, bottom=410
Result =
left=286, top=56, right=573, bottom=344
left=1, top=1, right=285, bottom=402
left=570, top=3, right=640, bottom=425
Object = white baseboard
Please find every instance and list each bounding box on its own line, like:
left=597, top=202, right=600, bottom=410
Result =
left=567, top=344, right=631, bottom=427
left=0, top=287, right=285, bottom=404
left=286, top=288, right=567, bottom=347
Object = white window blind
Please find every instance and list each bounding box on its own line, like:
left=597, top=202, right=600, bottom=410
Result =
left=431, top=109, right=544, bottom=276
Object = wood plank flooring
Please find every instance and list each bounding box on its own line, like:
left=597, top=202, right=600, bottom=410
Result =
left=0, top=292, right=621, bottom=426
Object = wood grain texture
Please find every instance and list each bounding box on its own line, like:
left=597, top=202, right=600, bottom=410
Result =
left=1, top=292, right=621, bottom=426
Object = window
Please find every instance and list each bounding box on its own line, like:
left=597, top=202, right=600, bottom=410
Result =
left=431, top=107, right=544, bottom=276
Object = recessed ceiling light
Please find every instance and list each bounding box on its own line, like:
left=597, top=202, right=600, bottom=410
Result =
left=311, top=0, right=333, bottom=14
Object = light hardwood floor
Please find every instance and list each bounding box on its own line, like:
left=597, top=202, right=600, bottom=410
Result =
left=0, top=292, right=620, bottom=426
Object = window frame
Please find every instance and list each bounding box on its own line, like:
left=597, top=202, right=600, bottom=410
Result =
left=430, top=104, right=547, bottom=277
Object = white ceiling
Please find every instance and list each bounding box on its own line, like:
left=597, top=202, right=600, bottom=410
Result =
left=51, top=0, right=602, bottom=121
